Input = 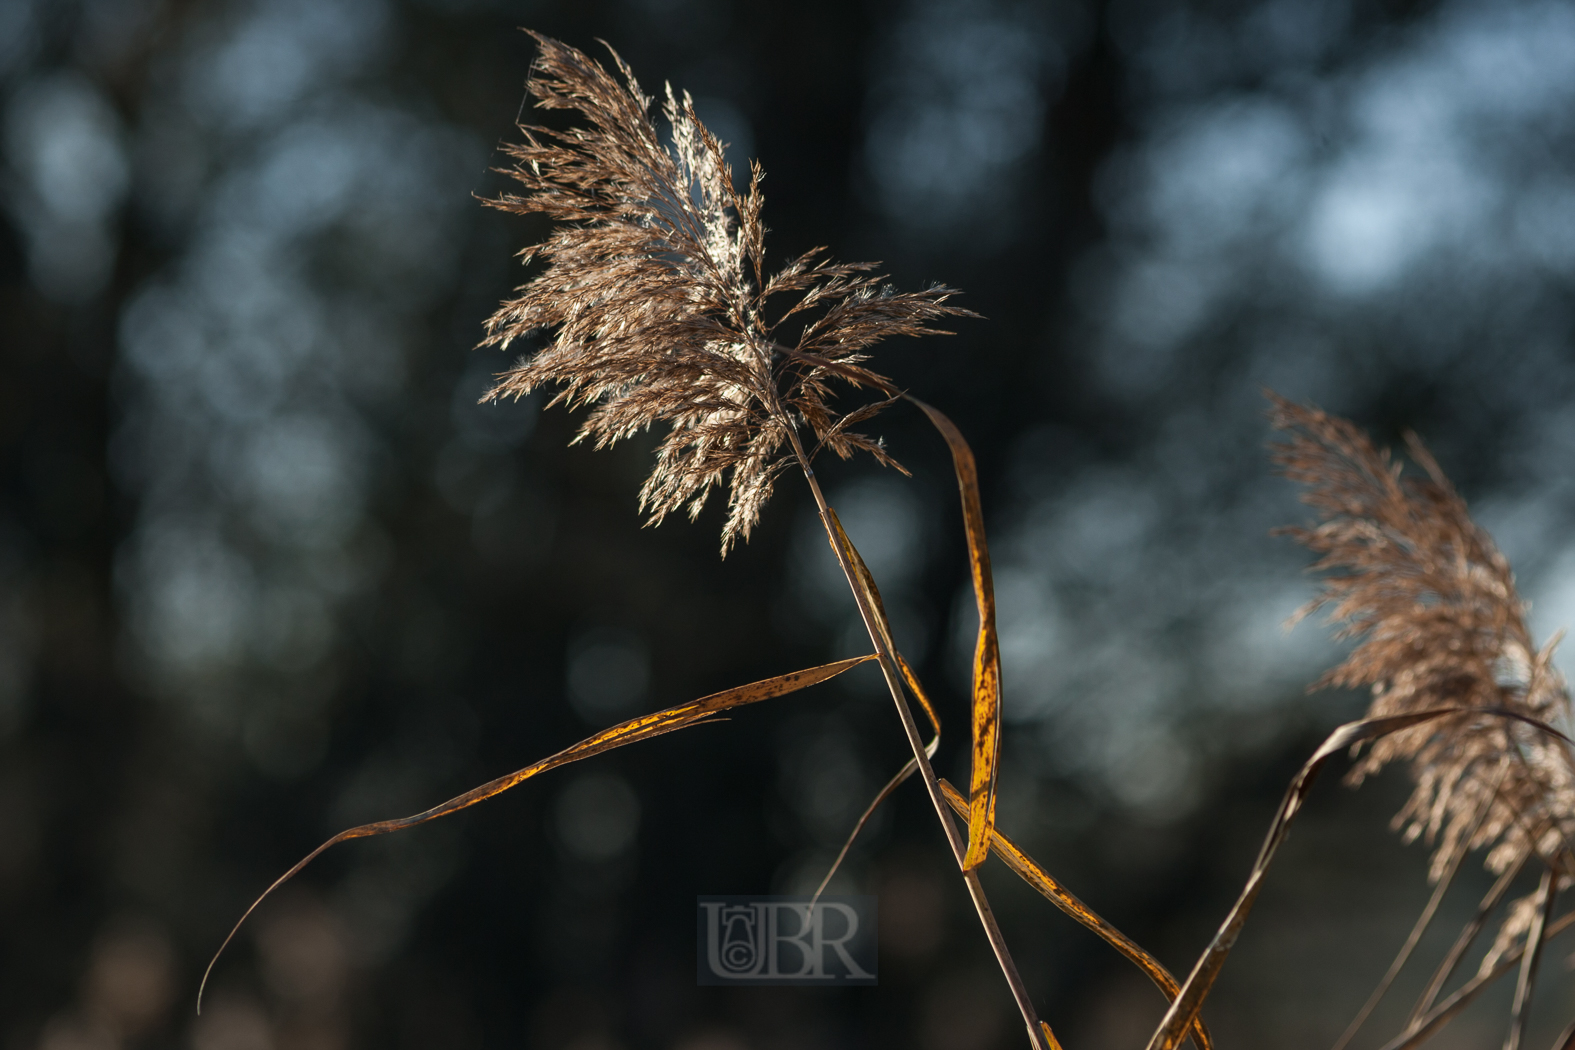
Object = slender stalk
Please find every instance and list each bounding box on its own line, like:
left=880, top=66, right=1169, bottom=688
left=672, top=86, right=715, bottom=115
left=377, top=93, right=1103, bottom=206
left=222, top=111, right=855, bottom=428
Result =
left=782, top=423, right=1052, bottom=1050
left=1331, top=759, right=1508, bottom=1050
left=1378, top=905, right=1575, bottom=1050
left=1331, top=836, right=1465, bottom=1050
left=1505, top=867, right=1557, bottom=1050
left=1408, top=850, right=1528, bottom=1029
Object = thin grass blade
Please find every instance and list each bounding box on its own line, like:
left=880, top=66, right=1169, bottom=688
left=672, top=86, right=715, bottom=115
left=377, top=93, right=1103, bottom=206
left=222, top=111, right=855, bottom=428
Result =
left=1379, top=906, right=1575, bottom=1050
left=812, top=758, right=919, bottom=908
left=199, top=654, right=876, bottom=1011
left=906, top=396, right=1000, bottom=871
left=812, top=653, right=941, bottom=907
left=1409, top=850, right=1530, bottom=1028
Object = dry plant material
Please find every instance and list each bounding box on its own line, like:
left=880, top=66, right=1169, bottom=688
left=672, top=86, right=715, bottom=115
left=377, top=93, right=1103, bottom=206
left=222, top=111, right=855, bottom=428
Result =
left=1135, top=398, right=1575, bottom=1050
left=1142, top=707, right=1554, bottom=1050
left=936, top=779, right=1214, bottom=1050
left=910, top=398, right=1002, bottom=869
left=200, top=656, right=875, bottom=1005
left=481, top=32, right=972, bottom=553
left=477, top=33, right=1045, bottom=1043
left=1329, top=757, right=1508, bottom=1050
left=1270, top=393, right=1575, bottom=887
left=198, top=51, right=1575, bottom=1050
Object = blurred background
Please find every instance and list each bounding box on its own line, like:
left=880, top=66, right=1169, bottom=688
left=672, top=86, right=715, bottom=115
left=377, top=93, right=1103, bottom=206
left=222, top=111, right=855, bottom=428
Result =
left=5, top=0, right=1575, bottom=1047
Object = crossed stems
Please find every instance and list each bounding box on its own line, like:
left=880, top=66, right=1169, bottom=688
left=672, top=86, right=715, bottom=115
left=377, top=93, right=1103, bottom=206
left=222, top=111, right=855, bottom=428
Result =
left=778, top=415, right=1054, bottom=1050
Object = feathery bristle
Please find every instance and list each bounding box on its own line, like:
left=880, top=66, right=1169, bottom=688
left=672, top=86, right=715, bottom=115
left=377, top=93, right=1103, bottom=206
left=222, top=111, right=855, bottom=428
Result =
left=481, top=32, right=975, bottom=552
left=1270, top=393, right=1575, bottom=896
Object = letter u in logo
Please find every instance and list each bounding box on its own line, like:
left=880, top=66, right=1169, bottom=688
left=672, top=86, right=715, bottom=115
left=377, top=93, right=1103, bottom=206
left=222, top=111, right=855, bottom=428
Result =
left=702, top=902, right=766, bottom=978
left=719, top=905, right=761, bottom=973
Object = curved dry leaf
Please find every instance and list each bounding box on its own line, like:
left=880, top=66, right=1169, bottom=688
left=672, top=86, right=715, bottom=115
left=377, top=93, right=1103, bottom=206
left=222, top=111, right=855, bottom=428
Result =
left=907, top=396, right=1000, bottom=871
left=937, top=780, right=1213, bottom=1050
left=199, top=654, right=876, bottom=1011
left=826, top=508, right=898, bottom=658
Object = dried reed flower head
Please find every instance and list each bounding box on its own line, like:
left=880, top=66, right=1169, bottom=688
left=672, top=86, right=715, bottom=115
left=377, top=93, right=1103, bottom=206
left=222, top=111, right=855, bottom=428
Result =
left=1270, top=393, right=1575, bottom=888
left=481, top=32, right=974, bottom=552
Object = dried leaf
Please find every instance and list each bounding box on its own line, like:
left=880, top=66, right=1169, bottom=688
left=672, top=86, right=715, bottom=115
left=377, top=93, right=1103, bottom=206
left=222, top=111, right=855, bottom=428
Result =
left=200, top=654, right=875, bottom=1011
left=906, top=396, right=1000, bottom=871
left=827, top=508, right=899, bottom=658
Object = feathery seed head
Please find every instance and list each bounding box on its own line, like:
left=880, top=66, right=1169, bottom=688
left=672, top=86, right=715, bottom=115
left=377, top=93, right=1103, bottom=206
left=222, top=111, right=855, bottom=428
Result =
left=482, top=32, right=975, bottom=553
left=1270, top=393, right=1575, bottom=890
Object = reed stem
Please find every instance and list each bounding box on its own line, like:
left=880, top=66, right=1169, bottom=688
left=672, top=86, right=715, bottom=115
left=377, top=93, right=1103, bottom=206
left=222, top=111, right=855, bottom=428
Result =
left=783, top=423, right=1052, bottom=1050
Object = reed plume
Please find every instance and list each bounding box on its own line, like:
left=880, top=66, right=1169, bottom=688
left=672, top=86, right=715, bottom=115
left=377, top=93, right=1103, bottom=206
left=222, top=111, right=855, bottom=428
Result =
left=1271, top=394, right=1575, bottom=886
left=481, top=31, right=970, bottom=552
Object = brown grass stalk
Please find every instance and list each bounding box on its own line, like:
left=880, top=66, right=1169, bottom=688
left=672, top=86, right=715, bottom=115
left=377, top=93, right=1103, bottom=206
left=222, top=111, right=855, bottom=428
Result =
left=1379, top=901, right=1575, bottom=1050
left=1329, top=757, right=1508, bottom=1050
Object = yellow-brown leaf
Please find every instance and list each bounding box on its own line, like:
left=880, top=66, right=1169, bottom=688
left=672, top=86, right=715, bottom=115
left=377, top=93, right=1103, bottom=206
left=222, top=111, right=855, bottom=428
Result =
left=908, top=397, right=1000, bottom=870
left=199, top=654, right=876, bottom=1011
